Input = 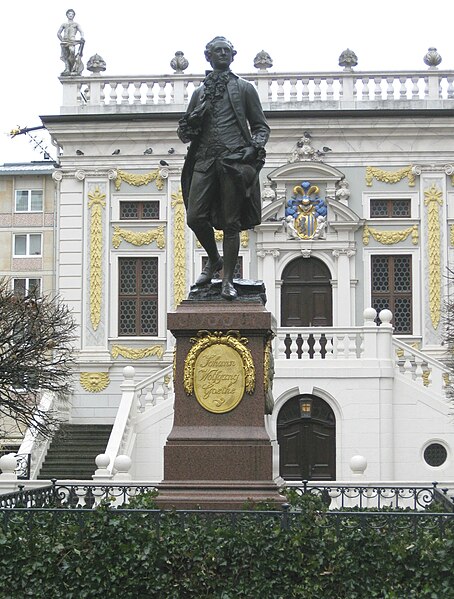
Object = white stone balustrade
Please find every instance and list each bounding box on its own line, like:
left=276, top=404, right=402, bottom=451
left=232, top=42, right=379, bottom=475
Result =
left=60, top=70, right=454, bottom=113
left=101, top=364, right=173, bottom=477
left=393, top=338, right=449, bottom=394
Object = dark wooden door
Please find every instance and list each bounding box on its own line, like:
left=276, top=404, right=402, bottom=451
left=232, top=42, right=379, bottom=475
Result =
left=277, top=395, right=336, bottom=480
left=281, top=257, right=332, bottom=327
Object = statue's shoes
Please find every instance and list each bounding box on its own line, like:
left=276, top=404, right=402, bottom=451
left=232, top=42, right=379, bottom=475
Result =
left=195, top=256, right=223, bottom=286
left=220, top=280, right=238, bottom=300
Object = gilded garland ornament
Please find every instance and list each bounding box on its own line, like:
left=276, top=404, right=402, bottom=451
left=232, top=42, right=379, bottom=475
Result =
left=171, top=188, right=186, bottom=307
left=424, top=183, right=443, bottom=329
left=196, top=229, right=249, bottom=248
left=88, top=187, right=106, bottom=331
left=365, top=166, right=415, bottom=187
left=112, top=225, right=165, bottom=249
left=111, top=345, right=164, bottom=360
left=80, top=372, right=110, bottom=392
left=184, top=330, right=255, bottom=413
left=363, top=224, right=418, bottom=246
left=114, top=169, right=164, bottom=191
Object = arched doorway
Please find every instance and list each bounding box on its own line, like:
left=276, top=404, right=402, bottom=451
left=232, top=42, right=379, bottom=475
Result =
left=277, top=394, right=336, bottom=480
left=281, top=257, right=332, bottom=327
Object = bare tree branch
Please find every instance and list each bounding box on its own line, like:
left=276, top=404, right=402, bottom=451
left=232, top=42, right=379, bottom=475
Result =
left=0, top=278, right=76, bottom=439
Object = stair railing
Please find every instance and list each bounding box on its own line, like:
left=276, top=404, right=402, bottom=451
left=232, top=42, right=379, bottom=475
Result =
left=17, top=390, right=70, bottom=479
left=393, top=338, right=450, bottom=394
left=102, top=364, right=173, bottom=476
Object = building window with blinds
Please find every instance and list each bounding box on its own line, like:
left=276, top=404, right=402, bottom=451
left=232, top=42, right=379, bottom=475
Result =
left=371, top=255, right=412, bottom=334
left=118, top=257, right=158, bottom=336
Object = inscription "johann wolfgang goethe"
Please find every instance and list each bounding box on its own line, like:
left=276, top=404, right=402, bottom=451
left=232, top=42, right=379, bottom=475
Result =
left=193, top=346, right=245, bottom=413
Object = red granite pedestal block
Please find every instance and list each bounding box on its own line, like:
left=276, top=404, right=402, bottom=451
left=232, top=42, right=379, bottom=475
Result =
left=157, top=296, right=284, bottom=509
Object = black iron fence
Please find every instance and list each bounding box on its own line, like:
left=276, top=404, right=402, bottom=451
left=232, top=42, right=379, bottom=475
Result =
left=1, top=479, right=453, bottom=511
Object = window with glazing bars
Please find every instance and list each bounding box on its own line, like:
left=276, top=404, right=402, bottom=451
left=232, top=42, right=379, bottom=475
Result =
left=371, top=255, right=412, bottom=334
left=118, top=257, right=158, bottom=336
left=370, top=198, right=411, bottom=218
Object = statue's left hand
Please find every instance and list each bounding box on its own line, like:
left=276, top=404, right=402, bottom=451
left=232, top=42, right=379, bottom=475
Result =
left=238, top=146, right=257, bottom=163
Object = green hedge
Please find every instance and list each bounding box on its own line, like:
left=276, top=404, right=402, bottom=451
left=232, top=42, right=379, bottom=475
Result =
left=0, top=503, right=453, bottom=598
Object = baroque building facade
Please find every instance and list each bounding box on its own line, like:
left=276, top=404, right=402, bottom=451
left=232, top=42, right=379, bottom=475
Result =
left=8, top=55, right=454, bottom=483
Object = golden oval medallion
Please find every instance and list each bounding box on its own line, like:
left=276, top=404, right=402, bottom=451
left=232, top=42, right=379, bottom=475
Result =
left=193, top=343, right=245, bottom=413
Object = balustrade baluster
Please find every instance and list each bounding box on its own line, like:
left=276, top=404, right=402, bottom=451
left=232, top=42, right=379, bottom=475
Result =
left=402, top=352, right=414, bottom=378
left=326, top=78, right=334, bottom=101
left=277, top=333, right=287, bottom=359
left=146, top=81, right=154, bottom=104
left=276, top=79, right=285, bottom=102
left=399, top=76, right=408, bottom=99
left=312, top=333, right=322, bottom=359
left=337, top=335, right=346, bottom=358
left=413, top=355, right=427, bottom=385
left=373, top=77, right=382, bottom=100
left=313, top=78, right=322, bottom=101
left=360, top=77, right=370, bottom=101
left=289, top=79, right=298, bottom=101
left=301, top=334, right=310, bottom=360
left=154, top=380, right=166, bottom=402
left=143, top=385, right=154, bottom=408
left=100, top=83, right=106, bottom=104
left=386, top=77, right=394, bottom=100
left=288, top=333, right=298, bottom=360
left=133, top=82, right=142, bottom=104
left=109, top=82, right=118, bottom=105
left=301, top=79, right=309, bottom=101
left=121, top=82, right=130, bottom=104
left=158, top=81, right=167, bottom=104
left=447, top=76, right=454, bottom=99
left=411, top=77, right=420, bottom=99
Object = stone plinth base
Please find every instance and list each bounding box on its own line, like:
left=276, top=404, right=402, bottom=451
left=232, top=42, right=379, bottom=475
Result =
left=156, top=480, right=284, bottom=510
left=159, top=293, right=278, bottom=509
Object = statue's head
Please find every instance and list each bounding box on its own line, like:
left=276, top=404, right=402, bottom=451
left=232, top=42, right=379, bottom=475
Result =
left=204, top=36, right=237, bottom=70
left=66, top=8, right=75, bottom=18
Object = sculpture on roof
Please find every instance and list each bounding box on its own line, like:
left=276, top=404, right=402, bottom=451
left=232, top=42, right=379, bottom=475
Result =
left=57, top=9, right=85, bottom=76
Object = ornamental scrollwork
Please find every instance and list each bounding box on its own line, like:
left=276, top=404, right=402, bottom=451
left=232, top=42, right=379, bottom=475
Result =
left=424, top=183, right=443, bottom=329
left=88, top=187, right=106, bottom=331
left=365, top=166, right=415, bottom=187
left=112, top=225, right=165, bottom=249
left=363, top=224, right=418, bottom=246
left=114, top=169, right=165, bottom=191
left=171, top=188, right=186, bottom=307
left=184, top=330, right=255, bottom=396
left=111, top=345, right=165, bottom=360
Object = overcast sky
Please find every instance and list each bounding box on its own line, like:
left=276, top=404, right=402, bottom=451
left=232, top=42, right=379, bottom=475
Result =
left=1, top=0, right=452, bottom=163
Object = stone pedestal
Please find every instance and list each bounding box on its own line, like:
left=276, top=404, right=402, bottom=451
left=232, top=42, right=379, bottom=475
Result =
left=157, top=288, right=283, bottom=509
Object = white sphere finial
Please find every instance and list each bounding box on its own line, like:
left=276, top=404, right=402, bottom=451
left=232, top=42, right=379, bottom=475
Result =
left=379, top=309, right=393, bottom=326
left=0, top=453, right=18, bottom=479
left=95, top=454, right=110, bottom=469
left=363, top=307, right=377, bottom=324
left=113, top=454, right=132, bottom=481
left=123, top=366, right=135, bottom=380
left=350, top=454, right=367, bottom=475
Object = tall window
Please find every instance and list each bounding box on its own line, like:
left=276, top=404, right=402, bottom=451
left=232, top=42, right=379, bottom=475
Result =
left=13, top=234, right=42, bottom=256
left=118, top=257, right=158, bottom=336
left=13, top=278, right=41, bottom=297
left=15, top=190, right=43, bottom=212
left=371, top=255, right=412, bottom=334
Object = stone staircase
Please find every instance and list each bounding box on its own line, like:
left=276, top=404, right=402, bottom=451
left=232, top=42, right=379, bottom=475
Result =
left=38, top=424, right=112, bottom=480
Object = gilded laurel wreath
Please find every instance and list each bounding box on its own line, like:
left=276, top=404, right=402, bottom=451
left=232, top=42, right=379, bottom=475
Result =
left=184, top=330, right=255, bottom=396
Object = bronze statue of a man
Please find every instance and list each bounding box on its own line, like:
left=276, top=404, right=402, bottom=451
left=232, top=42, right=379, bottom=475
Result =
left=178, top=36, right=270, bottom=299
